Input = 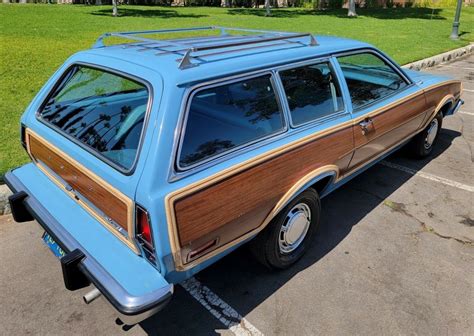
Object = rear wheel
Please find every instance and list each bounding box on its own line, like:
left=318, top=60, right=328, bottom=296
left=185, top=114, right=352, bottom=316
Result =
left=408, top=111, right=443, bottom=159
left=250, top=188, right=320, bottom=269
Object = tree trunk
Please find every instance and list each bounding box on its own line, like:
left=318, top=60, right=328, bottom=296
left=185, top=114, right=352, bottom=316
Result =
left=221, top=0, right=231, bottom=7
left=96, top=0, right=102, bottom=5
left=2, top=0, right=10, bottom=3
left=112, top=0, right=118, bottom=16
left=19, top=0, right=27, bottom=3
left=318, top=0, right=323, bottom=10
left=265, top=0, right=271, bottom=16
left=348, top=0, right=357, bottom=17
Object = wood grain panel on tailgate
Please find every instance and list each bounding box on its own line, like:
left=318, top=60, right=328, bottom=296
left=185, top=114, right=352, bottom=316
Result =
left=27, top=131, right=130, bottom=231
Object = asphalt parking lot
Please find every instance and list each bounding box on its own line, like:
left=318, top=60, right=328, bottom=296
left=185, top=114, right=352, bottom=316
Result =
left=1, top=55, right=473, bottom=336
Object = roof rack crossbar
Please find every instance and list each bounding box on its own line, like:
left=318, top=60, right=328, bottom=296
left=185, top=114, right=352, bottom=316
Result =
left=93, top=26, right=217, bottom=48
left=178, top=32, right=315, bottom=69
left=92, top=26, right=318, bottom=69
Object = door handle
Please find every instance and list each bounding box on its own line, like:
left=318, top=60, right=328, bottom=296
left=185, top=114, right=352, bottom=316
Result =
left=359, top=118, right=374, bottom=135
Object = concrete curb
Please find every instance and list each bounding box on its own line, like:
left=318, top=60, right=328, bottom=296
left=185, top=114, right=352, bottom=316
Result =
left=0, top=184, right=12, bottom=216
left=402, top=43, right=474, bottom=70
left=0, top=44, right=473, bottom=216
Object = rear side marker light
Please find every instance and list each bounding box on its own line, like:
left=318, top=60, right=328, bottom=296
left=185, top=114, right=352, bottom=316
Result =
left=188, top=238, right=218, bottom=262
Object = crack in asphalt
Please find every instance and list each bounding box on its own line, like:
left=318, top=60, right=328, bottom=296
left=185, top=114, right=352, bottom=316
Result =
left=383, top=200, right=473, bottom=246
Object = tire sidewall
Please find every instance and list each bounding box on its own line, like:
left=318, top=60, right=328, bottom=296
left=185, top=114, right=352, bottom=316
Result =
left=422, top=112, right=443, bottom=156
left=265, top=189, right=321, bottom=269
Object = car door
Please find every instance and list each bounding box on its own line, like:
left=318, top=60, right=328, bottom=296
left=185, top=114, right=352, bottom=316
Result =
left=169, top=63, right=354, bottom=268
left=335, top=51, right=428, bottom=172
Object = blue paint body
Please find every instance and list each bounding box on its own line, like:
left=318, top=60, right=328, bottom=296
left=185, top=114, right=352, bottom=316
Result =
left=9, top=31, right=455, bottom=308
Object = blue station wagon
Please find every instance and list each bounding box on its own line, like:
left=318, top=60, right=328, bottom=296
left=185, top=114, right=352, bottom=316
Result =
left=5, top=26, right=463, bottom=323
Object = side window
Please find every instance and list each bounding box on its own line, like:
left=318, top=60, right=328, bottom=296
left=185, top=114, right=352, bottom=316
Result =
left=179, top=74, right=285, bottom=168
left=337, top=52, right=408, bottom=110
left=279, top=62, right=344, bottom=126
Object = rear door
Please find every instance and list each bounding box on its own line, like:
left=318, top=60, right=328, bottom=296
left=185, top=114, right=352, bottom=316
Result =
left=335, top=51, right=427, bottom=172
left=168, top=61, right=354, bottom=269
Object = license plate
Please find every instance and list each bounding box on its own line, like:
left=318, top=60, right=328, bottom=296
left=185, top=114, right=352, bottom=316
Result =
left=42, top=232, right=66, bottom=258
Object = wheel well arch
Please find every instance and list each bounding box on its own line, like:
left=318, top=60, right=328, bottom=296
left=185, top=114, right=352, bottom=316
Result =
left=434, top=94, right=455, bottom=117
left=260, top=165, right=339, bottom=228
left=311, top=175, right=334, bottom=197
left=439, top=101, right=453, bottom=116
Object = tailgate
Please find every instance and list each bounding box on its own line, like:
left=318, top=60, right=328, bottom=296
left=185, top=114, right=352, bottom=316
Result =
left=5, top=163, right=172, bottom=319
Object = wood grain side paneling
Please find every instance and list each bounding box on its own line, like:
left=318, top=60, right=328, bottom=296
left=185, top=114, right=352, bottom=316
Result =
left=353, top=92, right=427, bottom=149
left=423, top=81, right=461, bottom=118
left=348, top=92, right=427, bottom=170
left=174, top=126, right=354, bottom=249
left=28, top=133, right=129, bottom=231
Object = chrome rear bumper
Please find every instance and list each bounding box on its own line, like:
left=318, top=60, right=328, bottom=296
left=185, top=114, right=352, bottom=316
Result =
left=5, top=169, right=173, bottom=325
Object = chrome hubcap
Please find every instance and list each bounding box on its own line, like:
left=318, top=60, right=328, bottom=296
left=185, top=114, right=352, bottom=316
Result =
left=424, top=119, right=439, bottom=150
left=278, top=203, right=311, bottom=254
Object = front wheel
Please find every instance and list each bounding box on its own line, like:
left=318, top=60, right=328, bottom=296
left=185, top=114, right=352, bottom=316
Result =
left=250, top=188, right=321, bottom=270
left=408, top=111, right=443, bottom=159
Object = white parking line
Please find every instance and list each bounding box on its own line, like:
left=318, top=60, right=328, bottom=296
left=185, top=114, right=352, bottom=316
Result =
left=182, top=277, right=264, bottom=336
left=459, top=111, right=474, bottom=116
left=463, top=88, right=474, bottom=93
left=380, top=161, right=474, bottom=193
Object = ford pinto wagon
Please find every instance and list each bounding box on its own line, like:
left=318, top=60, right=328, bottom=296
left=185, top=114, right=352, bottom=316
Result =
left=5, top=26, right=463, bottom=322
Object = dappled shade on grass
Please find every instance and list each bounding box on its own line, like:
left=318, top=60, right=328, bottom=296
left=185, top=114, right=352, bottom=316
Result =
left=0, top=4, right=472, bottom=178
left=91, top=7, right=209, bottom=18
left=227, top=7, right=446, bottom=20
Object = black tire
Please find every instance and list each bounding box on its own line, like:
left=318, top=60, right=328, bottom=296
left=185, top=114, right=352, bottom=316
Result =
left=408, top=111, right=443, bottom=159
left=250, top=188, right=321, bottom=270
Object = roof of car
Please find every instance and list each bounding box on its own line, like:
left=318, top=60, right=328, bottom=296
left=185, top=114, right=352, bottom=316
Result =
left=80, top=27, right=373, bottom=85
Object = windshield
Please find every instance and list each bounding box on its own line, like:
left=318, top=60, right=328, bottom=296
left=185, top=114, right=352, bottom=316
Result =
left=38, top=65, right=150, bottom=171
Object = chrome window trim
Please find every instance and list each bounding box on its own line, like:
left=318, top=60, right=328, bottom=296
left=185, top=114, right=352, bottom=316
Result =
left=174, top=71, right=289, bottom=173
left=167, top=47, right=412, bottom=182
left=333, top=48, right=413, bottom=85
left=35, top=62, right=155, bottom=176
left=168, top=55, right=351, bottom=182
left=333, top=48, right=414, bottom=113
left=276, top=58, right=348, bottom=129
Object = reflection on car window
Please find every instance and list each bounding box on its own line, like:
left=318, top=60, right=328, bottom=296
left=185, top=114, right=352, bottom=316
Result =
left=337, top=53, right=407, bottom=109
left=280, top=62, right=344, bottom=126
left=179, top=75, right=284, bottom=168
left=39, top=66, right=149, bottom=170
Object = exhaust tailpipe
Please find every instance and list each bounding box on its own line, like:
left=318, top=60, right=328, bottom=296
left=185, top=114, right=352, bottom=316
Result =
left=83, top=288, right=101, bottom=304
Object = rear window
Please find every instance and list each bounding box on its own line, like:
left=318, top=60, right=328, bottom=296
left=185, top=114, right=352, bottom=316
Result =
left=38, top=65, right=149, bottom=171
left=179, top=74, right=285, bottom=168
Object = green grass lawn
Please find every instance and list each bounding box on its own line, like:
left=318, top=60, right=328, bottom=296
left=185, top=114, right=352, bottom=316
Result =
left=0, top=4, right=473, bottom=179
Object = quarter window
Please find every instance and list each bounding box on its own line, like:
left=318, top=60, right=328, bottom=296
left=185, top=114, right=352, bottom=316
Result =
left=179, top=75, right=284, bottom=168
left=337, top=52, right=408, bottom=110
left=280, top=62, right=344, bottom=126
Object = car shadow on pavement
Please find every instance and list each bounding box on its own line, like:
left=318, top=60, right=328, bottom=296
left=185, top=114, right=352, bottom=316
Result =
left=137, top=127, right=461, bottom=336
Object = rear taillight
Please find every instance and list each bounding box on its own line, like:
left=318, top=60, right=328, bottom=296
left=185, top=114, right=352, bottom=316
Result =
left=20, top=124, right=27, bottom=151
left=135, top=206, right=157, bottom=267
left=137, top=207, right=152, bottom=244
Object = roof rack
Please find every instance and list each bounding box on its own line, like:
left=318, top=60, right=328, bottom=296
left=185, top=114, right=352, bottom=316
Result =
left=93, top=26, right=318, bottom=70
